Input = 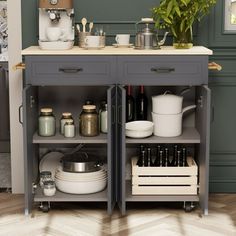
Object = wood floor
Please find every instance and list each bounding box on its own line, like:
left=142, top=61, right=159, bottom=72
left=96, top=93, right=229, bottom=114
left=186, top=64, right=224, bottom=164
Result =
left=0, top=194, right=236, bottom=236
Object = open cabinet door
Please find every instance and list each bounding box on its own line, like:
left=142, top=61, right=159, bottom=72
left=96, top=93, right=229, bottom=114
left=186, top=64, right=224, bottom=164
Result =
left=117, top=85, right=126, bottom=215
left=23, top=86, right=38, bottom=215
left=8, top=0, right=24, bottom=193
left=107, top=86, right=116, bottom=215
left=196, top=85, right=211, bottom=215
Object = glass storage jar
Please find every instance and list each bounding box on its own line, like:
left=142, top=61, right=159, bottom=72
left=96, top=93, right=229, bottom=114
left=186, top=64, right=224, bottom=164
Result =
left=43, top=180, right=56, bottom=197
left=64, top=119, right=75, bottom=138
left=60, top=112, right=73, bottom=134
left=79, top=105, right=99, bottom=137
left=38, top=108, right=56, bottom=137
left=100, top=103, right=108, bottom=133
left=40, top=171, right=52, bottom=188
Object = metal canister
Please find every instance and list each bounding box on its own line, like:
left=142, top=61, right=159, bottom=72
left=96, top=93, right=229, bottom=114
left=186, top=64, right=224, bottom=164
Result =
left=79, top=105, right=99, bottom=137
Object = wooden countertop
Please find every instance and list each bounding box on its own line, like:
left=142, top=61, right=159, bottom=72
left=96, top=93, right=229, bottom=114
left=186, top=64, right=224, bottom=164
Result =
left=22, top=46, right=213, bottom=56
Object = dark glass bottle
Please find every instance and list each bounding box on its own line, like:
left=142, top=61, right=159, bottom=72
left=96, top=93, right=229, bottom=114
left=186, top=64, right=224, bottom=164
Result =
left=136, top=85, right=148, bottom=120
left=173, top=145, right=178, bottom=167
left=182, top=147, right=187, bottom=167
left=147, top=147, right=152, bottom=167
left=141, top=150, right=146, bottom=167
left=154, top=145, right=161, bottom=166
left=126, top=85, right=135, bottom=122
left=177, top=150, right=181, bottom=167
left=137, top=145, right=145, bottom=166
left=159, top=150, right=164, bottom=167
left=164, top=148, right=169, bottom=167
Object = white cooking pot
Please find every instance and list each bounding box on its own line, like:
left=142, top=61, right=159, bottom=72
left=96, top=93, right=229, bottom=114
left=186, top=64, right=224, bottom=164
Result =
left=152, top=90, right=189, bottom=114
left=152, top=105, right=196, bottom=137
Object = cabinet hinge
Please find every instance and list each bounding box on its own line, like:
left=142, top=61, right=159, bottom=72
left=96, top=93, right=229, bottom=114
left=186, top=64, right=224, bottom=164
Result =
left=30, top=96, right=35, bottom=108
left=197, top=96, right=203, bottom=108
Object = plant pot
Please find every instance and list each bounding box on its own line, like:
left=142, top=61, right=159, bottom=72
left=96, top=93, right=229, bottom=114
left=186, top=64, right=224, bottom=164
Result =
left=173, top=28, right=193, bottom=49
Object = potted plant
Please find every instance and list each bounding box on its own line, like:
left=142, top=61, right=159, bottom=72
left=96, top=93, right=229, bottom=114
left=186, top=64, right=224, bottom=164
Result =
left=152, top=0, right=216, bottom=49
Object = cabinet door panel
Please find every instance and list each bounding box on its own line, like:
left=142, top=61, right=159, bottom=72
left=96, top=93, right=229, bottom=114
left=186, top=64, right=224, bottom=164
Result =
left=117, top=85, right=126, bottom=215
left=107, top=86, right=116, bottom=215
left=23, top=86, right=38, bottom=215
left=196, top=85, right=211, bottom=215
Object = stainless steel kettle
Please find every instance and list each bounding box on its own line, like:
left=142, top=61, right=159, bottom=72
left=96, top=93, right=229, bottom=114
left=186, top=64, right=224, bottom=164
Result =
left=135, top=18, right=168, bottom=50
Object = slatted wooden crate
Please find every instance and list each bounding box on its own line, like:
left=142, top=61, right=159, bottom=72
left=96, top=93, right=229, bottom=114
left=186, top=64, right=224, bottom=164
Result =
left=132, top=156, right=198, bottom=195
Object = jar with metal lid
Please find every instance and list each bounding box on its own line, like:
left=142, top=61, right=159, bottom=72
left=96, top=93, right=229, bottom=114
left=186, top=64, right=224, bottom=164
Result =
left=64, top=119, right=75, bottom=138
left=40, top=171, right=52, bottom=188
left=79, top=105, right=99, bottom=137
left=43, top=180, right=56, bottom=197
left=60, top=112, right=73, bottom=134
left=100, top=103, right=108, bottom=133
left=38, top=108, right=56, bottom=137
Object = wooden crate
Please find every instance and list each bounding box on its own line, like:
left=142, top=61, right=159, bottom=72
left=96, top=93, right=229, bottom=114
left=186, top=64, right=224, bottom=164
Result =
left=131, top=156, right=198, bottom=195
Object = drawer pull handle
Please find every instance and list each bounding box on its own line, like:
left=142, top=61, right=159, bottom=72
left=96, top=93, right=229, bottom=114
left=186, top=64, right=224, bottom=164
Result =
left=59, top=68, right=83, bottom=73
left=151, top=67, right=175, bottom=73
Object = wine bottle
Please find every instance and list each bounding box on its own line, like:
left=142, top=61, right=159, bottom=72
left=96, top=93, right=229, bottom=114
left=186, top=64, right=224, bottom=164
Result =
left=159, top=150, right=164, bottom=167
left=173, top=145, right=178, bottom=167
left=177, top=150, right=181, bottom=167
left=136, top=85, right=148, bottom=120
left=182, top=147, right=187, bottom=167
left=126, top=85, right=135, bottom=122
left=137, top=145, right=145, bottom=166
left=154, top=145, right=161, bottom=166
left=141, top=150, right=146, bottom=167
left=164, top=148, right=169, bottom=167
left=147, top=147, right=152, bottom=167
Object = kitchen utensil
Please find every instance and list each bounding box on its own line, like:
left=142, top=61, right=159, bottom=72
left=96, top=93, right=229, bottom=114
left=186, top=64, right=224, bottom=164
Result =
left=152, top=105, right=196, bottom=137
left=125, top=121, right=154, bottom=138
left=39, top=151, right=64, bottom=179
left=135, top=18, right=169, bottom=50
left=115, top=34, right=130, bottom=45
left=152, top=92, right=184, bottom=115
left=76, top=24, right=80, bottom=32
left=61, top=152, right=102, bottom=173
left=78, top=32, right=91, bottom=48
left=89, top=22, right=93, bottom=32
left=81, top=17, right=87, bottom=33
left=55, top=176, right=107, bottom=194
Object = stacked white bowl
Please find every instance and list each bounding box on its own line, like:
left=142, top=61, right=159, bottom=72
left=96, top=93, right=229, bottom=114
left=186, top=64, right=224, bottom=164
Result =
left=152, top=93, right=196, bottom=137
left=55, top=166, right=107, bottom=194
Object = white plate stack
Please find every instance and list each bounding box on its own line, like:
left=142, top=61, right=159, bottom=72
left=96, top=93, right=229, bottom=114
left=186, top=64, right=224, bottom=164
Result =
left=55, top=166, right=107, bottom=194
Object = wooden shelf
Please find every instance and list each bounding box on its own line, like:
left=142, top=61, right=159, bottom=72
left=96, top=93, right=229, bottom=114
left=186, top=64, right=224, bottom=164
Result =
left=125, top=181, right=199, bottom=202
left=34, top=186, right=108, bottom=202
left=126, top=127, right=200, bottom=144
left=33, top=132, right=107, bottom=144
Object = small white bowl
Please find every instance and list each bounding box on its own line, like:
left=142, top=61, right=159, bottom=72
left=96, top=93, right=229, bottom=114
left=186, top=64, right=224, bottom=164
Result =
left=125, top=121, right=154, bottom=138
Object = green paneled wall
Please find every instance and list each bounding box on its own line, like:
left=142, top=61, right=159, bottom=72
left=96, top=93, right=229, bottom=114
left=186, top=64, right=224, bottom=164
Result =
left=21, top=1, right=236, bottom=192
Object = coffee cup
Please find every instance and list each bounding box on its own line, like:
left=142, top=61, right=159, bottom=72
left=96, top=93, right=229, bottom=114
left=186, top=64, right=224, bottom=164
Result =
left=84, top=36, right=100, bottom=48
left=46, top=27, right=65, bottom=42
left=115, top=34, right=130, bottom=45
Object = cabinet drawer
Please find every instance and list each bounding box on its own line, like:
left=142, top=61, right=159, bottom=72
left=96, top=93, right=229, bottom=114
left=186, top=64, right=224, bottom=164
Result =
left=118, top=56, right=208, bottom=86
left=25, top=56, right=116, bottom=85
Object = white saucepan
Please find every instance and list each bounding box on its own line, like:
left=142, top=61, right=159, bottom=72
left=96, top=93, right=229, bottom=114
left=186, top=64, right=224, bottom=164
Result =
left=152, top=105, right=196, bottom=137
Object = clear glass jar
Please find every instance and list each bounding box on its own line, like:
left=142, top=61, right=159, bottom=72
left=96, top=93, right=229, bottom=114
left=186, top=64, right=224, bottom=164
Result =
left=64, top=120, right=75, bottom=138
left=43, top=180, right=56, bottom=197
left=38, top=108, right=56, bottom=137
left=100, top=103, right=108, bottom=133
left=79, top=105, right=99, bottom=137
left=60, top=112, right=73, bottom=134
left=40, top=171, right=52, bottom=188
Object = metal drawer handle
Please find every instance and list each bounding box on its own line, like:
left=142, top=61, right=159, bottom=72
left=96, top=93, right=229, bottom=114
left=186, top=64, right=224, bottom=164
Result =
left=19, top=105, right=23, bottom=125
left=59, top=68, right=83, bottom=73
left=151, top=67, right=175, bottom=73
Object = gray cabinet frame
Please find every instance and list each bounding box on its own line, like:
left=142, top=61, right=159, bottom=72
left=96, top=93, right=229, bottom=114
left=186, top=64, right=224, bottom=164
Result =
left=23, top=54, right=210, bottom=216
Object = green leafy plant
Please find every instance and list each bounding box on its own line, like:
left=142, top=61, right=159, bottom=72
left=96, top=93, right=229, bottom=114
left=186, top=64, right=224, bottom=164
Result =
left=152, top=0, right=216, bottom=47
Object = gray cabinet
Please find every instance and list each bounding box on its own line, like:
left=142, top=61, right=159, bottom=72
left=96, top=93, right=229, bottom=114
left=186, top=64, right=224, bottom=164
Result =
left=0, top=62, right=10, bottom=153
left=23, top=54, right=210, bottom=216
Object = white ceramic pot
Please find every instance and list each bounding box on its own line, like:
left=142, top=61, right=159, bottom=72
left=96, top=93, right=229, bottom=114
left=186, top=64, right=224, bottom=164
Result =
left=152, top=92, right=183, bottom=114
left=152, top=105, right=196, bottom=137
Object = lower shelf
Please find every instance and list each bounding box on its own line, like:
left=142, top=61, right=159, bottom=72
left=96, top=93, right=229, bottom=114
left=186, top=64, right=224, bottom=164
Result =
left=125, top=181, right=199, bottom=202
left=34, top=187, right=108, bottom=202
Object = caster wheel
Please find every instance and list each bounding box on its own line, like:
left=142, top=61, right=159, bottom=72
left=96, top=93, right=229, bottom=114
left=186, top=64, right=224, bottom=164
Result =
left=39, top=202, right=50, bottom=213
left=184, top=202, right=194, bottom=213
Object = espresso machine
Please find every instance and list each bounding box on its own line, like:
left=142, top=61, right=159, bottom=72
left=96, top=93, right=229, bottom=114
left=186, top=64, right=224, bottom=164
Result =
left=38, top=0, right=75, bottom=50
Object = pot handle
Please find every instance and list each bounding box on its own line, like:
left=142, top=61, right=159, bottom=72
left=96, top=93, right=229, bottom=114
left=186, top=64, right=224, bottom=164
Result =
left=179, top=87, right=192, bottom=96
left=164, top=90, right=172, bottom=95
left=182, top=105, right=196, bottom=114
